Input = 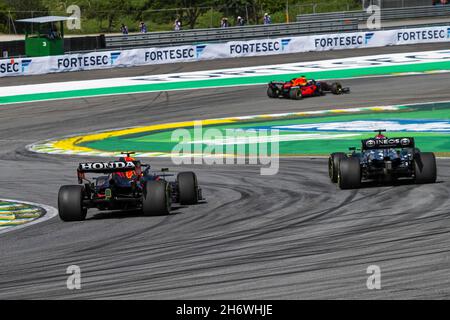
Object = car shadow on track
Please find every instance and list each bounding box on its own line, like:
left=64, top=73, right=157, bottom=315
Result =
left=356, top=179, right=444, bottom=190
left=87, top=207, right=184, bottom=220
left=86, top=201, right=208, bottom=220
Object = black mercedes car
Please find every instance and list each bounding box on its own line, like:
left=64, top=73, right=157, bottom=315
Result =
left=328, top=130, right=437, bottom=189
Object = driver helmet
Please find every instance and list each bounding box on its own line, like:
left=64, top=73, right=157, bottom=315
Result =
left=293, top=76, right=307, bottom=86
left=119, top=156, right=135, bottom=162
left=117, top=156, right=136, bottom=179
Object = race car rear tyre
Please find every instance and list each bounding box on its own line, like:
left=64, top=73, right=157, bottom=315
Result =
left=289, top=88, right=302, bottom=100
left=142, top=180, right=171, bottom=216
left=58, top=185, right=87, bottom=221
left=178, top=171, right=198, bottom=205
left=414, top=152, right=437, bottom=184
left=331, top=82, right=343, bottom=95
left=328, top=152, right=347, bottom=183
left=267, top=87, right=277, bottom=98
left=338, top=157, right=361, bottom=189
left=320, top=82, right=331, bottom=91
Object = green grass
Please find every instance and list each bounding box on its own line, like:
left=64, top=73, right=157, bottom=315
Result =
left=79, top=105, right=450, bottom=156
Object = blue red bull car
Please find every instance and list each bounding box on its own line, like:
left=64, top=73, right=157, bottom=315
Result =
left=58, top=153, right=203, bottom=221
left=267, top=76, right=350, bottom=100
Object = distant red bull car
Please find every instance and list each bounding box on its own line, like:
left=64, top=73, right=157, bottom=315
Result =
left=267, top=77, right=350, bottom=100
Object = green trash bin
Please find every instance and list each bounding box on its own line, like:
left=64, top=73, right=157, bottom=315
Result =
left=16, top=16, right=73, bottom=57
left=25, top=36, right=64, bottom=57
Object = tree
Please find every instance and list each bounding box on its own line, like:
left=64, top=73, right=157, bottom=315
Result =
left=3, top=0, right=49, bottom=33
left=75, top=0, right=133, bottom=32
left=213, top=0, right=279, bottom=25
left=182, top=1, right=210, bottom=29
left=149, top=0, right=214, bottom=29
left=0, top=0, right=10, bottom=33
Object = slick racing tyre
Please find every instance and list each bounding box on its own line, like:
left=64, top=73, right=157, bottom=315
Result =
left=331, top=82, right=343, bottom=95
left=414, top=152, right=437, bottom=184
left=338, top=157, right=361, bottom=189
left=328, top=152, right=347, bottom=183
left=289, top=88, right=302, bottom=100
left=142, top=180, right=171, bottom=216
left=58, top=185, right=87, bottom=221
left=177, top=172, right=199, bottom=205
left=316, top=86, right=324, bottom=96
left=267, top=87, right=277, bottom=98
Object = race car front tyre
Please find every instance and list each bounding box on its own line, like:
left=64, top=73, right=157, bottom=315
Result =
left=328, top=152, right=347, bottom=183
left=331, top=82, right=343, bottom=95
left=289, top=88, right=302, bottom=100
left=338, top=157, right=361, bottom=189
left=267, top=87, right=277, bottom=98
left=58, top=185, right=87, bottom=221
left=316, top=86, right=324, bottom=96
left=142, top=180, right=171, bottom=216
left=414, top=152, right=437, bottom=184
left=177, top=171, right=199, bottom=205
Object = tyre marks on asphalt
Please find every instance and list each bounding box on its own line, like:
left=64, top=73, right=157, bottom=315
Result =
left=0, top=69, right=450, bottom=298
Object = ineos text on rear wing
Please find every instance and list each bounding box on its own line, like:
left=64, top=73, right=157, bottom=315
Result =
left=362, top=137, right=415, bottom=150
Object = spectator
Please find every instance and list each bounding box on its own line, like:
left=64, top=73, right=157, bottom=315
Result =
left=139, top=21, right=147, bottom=33
left=440, top=0, right=448, bottom=4
left=48, top=22, right=59, bottom=39
left=174, top=17, right=182, bottom=31
left=236, top=16, right=245, bottom=26
left=263, top=13, right=272, bottom=25
left=120, top=23, right=128, bottom=35
left=221, top=17, right=230, bottom=28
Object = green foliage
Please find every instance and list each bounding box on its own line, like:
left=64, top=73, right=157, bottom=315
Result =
left=0, top=0, right=9, bottom=33
left=294, top=0, right=361, bottom=15
left=196, top=8, right=222, bottom=29
left=0, top=0, right=363, bottom=34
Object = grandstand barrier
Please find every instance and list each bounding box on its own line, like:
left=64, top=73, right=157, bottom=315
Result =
left=104, top=20, right=359, bottom=49
left=1, top=25, right=449, bottom=77
left=0, top=40, right=24, bottom=58
left=0, top=34, right=107, bottom=58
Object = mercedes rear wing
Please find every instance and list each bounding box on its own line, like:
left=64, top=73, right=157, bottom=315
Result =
left=362, top=137, right=415, bottom=150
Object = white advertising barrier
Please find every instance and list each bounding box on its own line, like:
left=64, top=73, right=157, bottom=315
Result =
left=1, top=26, right=449, bottom=78
left=204, top=26, right=450, bottom=58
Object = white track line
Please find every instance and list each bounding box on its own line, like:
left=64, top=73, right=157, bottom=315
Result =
left=0, top=199, right=58, bottom=235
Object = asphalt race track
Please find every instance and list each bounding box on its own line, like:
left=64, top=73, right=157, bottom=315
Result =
left=1, top=44, right=450, bottom=299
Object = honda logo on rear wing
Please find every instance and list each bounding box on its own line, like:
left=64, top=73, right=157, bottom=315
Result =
left=78, top=161, right=137, bottom=173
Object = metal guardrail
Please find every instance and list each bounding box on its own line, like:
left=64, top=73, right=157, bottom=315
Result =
left=2, top=17, right=448, bottom=58
left=105, top=19, right=359, bottom=49
left=363, top=0, right=432, bottom=9
left=297, top=5, right=450, bottom=23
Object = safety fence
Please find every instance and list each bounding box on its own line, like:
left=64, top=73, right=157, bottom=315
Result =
left=363, top=0, right=436, bottom=8
left=297, top=5, right=450, bottom=23
left=105, top=19, right=358, bottom=50
left=1, top=25, right=449, bottom=78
